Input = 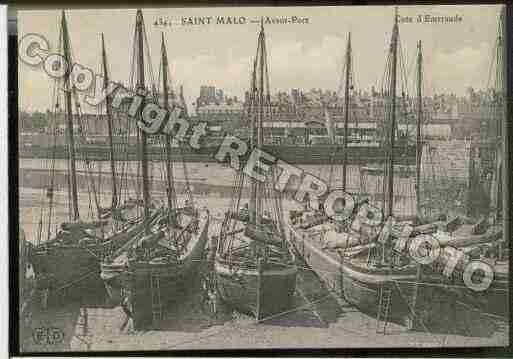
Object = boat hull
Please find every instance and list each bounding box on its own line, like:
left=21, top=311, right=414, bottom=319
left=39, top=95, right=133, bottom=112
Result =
left=341, top=261, right=437, bottom=327
left=288, top=223, right=449, bottom=328
left=215, top=259, right=297, bottom=321
left=445, top=266, right=509, bottom=318
left=31, top=245, right=103, bottom=300
left=31, top=221, right=146, bottom=302
left=116, top=214, right=210, bottom=329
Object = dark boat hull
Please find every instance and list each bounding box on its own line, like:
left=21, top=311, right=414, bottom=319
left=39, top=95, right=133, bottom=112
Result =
left=215, top=259, right=297, bottom=321
left=30, top=221, right=146, bottom=302
left=288, top=224, right=450, bottom=328
left=115, top=215, right=210, bottom=328
left=100, top=212, right=163, bottom=304
left=31, top=245, right=103, bottom=300
left=444, top=266, right=509, bottom=318
left=341, top=261, right=444, bottom=327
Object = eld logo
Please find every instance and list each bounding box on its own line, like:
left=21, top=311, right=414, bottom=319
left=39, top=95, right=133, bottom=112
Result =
left=32, top=327, right=64, bottom=345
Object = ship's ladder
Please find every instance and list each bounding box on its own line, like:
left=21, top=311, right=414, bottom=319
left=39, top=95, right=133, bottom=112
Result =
left=366, top=243, right=381, bottom=267
left=376, top=283, right=393, bottom=334
left=150, top=270, right=163, bottom=324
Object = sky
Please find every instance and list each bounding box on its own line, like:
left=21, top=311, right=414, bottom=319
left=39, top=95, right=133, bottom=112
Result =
left=18, top=4, right=503, bottom=113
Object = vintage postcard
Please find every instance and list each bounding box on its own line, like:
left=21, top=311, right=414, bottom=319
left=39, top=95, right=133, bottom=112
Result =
left=15, top=4, right=508, bottom=353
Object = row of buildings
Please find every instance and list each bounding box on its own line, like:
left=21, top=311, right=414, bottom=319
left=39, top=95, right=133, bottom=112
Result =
left=192, top=85, right=501, bottom=141
left=193, top=85, right=500, bottom=120
left=20, top=85, right=501, bottom=143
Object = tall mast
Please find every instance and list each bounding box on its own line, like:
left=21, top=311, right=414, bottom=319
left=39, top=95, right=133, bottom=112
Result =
left=499, top=5, right=507, bottom=232
left=385, top=8, right=399, bottom=218
left=491, top=8, right=505, bottom=223
left=61, top=11, right=80, bottom=220
left=248, top=20, right=269, bottom=225
left=161, top=33, right=177, bottom=217
left=135, top=9, right=152, bottom=232
left=342, top=32, right=351, bottom=192
left=415, top=40, right=423, bottom=217
left=249, top=57, right=257, bottom=225
left=256, top=20, right=265, bottom=225
left=101, top=33, right=118, bottom=209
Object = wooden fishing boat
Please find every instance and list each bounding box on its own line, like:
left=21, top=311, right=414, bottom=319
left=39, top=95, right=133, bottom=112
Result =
left=114, top=208, right=210, bottom=328
left=342, top=259, right=441, bottom=327
left=215, top=219, right=297, bottom=320
left=341, top=9, right=508, bottom=327
left=100, top=12, right=210, bottom=328
left=31, top=217, right=148, bottom=297
left=100, top=207, right=207, bottom=299
left=99, top=208, right=163, bottom=303
left=29, top=12, right=147, bottom=302
left=214, top=21, right=297, bottom=321
left=288, top=9, right=509, bottom=330
left=289, top=219, right=506, bottom=325
left=340, top=236, right=510, bottom=327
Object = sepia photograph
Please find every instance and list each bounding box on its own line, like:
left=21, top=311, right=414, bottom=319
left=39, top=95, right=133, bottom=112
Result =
left=15, top=4, right=508, bottom=352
